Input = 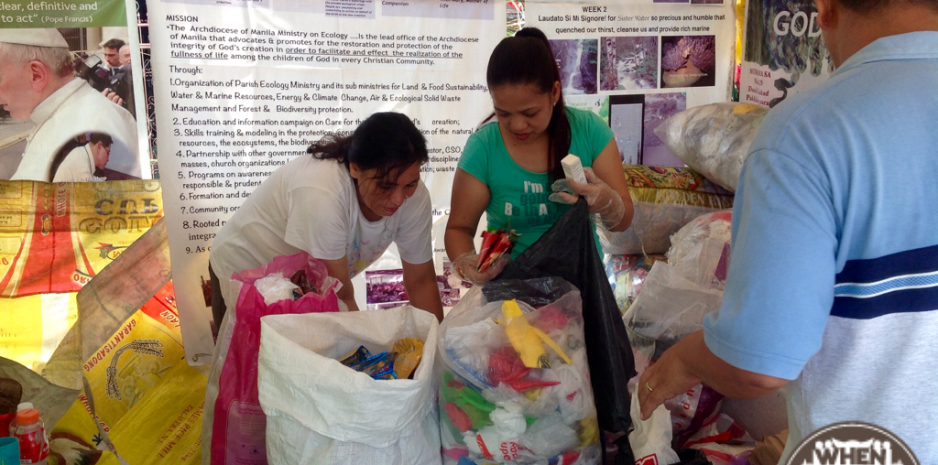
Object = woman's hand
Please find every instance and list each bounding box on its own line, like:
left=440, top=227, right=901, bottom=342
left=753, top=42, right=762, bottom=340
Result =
left=451, top=251, right=509, bottom=285
left=549, top=167, right=627, bottom=230
left=446, top=168, right=496, bottom=283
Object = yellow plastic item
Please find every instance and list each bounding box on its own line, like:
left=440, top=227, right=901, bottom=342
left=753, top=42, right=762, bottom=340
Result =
left=501, top=300, right=550, bottom=369
left=577, top=417, right=600, bottom=446
left=530, top=327, right=572, bottom=365
left=523, top=388, right=542, bottom=402
left=391, top=337, right=424, bottom=379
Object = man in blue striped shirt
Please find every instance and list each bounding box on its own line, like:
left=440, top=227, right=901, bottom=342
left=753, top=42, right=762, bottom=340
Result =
left=637, top=0, right=938, bottom=461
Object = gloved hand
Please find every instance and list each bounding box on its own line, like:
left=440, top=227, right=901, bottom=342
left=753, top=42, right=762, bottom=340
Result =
left=549, top=167, right=626, bottom=230
left=452, top=251, right=510, bottom=285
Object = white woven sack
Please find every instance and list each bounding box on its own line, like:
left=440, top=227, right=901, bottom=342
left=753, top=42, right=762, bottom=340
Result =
left=257, top=306, right=441, bottom=465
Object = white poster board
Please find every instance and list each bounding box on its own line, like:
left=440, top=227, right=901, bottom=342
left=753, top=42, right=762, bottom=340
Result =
left=526, top=0, right=736, bottom=167
left=739, top=0, right=832, bottom=107
left=149, top=0, right=503, bottom=364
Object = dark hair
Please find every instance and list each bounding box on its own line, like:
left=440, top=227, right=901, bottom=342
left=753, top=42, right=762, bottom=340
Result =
left=486, top=27, right=570, bottom=182
left=89, top=133, right=113, bottom=146
left=308, top=112, right=428, bottom=181
left=103, top=39, right=125, bottom=51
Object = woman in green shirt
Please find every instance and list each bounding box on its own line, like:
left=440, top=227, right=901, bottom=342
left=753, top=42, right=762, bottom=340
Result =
left=445, top=27, right=634, bottom=284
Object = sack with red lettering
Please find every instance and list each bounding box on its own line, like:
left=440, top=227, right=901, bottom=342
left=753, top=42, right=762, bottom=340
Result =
left=203, top=253, right=341, bottom=465
left=628, top=388, right=680, bottom=465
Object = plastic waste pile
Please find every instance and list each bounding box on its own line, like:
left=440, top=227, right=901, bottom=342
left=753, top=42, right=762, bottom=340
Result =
left=439, top=291, right=601, bottom=465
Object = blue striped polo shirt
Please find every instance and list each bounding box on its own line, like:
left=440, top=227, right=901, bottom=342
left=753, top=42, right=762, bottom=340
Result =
left=702, top=31, right=938, bottom=463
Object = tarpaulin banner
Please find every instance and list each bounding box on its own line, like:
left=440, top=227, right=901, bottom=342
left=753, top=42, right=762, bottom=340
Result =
left=0, top=0, right=151, bottom=182
left=148, top=0, right=505, bottom=364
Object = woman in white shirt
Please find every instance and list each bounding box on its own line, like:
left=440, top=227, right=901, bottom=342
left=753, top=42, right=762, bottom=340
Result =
left=209, top=112, right=443, bottom=327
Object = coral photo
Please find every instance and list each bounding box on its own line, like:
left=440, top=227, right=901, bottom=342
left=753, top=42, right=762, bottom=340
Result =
left=549, top=39, right=598, bottom=95
left=600, top=37, right=658, bottom=91
left=660, top=36, right=717, bottom=88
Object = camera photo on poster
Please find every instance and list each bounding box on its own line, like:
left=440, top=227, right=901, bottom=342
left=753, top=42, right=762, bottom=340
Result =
left=0, top=0, right=146, bottom=183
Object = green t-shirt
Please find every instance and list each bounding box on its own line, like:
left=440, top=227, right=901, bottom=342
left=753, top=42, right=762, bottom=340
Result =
left=458, top=106, right=614, bottom=258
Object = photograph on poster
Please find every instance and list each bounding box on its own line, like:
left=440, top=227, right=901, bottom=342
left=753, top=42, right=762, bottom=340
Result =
left=660, top=35, right=717, bottom=88
left=366, top=269, right=409, bottom=310
left=600, top=36, right=658, bottom=91
left=439, top=258, right=469, bottom=308
left=609, top=95, right=644, bottom=165
left=691, top=0, right=724, bottom=4
left=0, top=28, right=140, bottom=182
left=365, top=261, right=469, bottom=310
left=653, top=0, right=689, bottom=4
left=642, top=92, right=686, bottom=166
left=549, top=39, right=598, bottom=95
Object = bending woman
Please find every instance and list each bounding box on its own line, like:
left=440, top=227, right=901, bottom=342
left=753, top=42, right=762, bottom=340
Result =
left=209, top=112, right=444, bottom=325
left=445, top=28, right=633, bottom=283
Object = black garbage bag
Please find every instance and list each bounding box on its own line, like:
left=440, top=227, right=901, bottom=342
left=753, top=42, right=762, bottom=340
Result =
left=487, top=198, right=636, bottom=433
left=482, top=275, right=576, bottom=307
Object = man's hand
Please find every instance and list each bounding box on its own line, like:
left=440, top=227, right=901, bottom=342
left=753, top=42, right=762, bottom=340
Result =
left=102, top=88, right=124, bottom=106
left=637, top=331, right=702, bottom=420
left=637, top=330, right=790, bottom=420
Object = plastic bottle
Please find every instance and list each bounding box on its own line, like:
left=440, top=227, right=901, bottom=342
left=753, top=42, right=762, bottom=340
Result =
left=8, top=402, right=34, bottom=436
left=12, top=408, right=48, bottom=464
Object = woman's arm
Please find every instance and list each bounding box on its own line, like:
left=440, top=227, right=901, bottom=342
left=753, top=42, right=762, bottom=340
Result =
left=445, top=168, right=490, bottom=261
left=589, top=139, right=634, bottom=232
left=445, top=168, right=509, bottom=283
left=321, top=257, right=359, bottom=311
left=402, top=259, right=444, bottom=321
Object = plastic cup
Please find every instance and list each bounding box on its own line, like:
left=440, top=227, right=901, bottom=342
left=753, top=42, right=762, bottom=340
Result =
left=0, top=437, right=18, bottom=465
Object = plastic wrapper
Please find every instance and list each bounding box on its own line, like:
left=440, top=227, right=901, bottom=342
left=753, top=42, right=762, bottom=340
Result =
left=392, top=338, right=425, bottom=379
left=494, top=199, right=636, bottom=433
left=438, top=279, right=601, bottom=464
left=624, top=211, right=733, bottom=364
left=682, top=414, right=755, bottom=465
left=605, top=254, right=668, bottom=315
left=666, top=384, right=724, bottom=448
left=204, top=253, right=341, bottom=465
left=254, top=274, right=300, bottom=305
left=653, top=103, right=768, bottom=192
left=599, top=166, right=734, bottom=255
left=628, top=390, right=679, bottom=465
left=620, top=212, right=734, bottom=457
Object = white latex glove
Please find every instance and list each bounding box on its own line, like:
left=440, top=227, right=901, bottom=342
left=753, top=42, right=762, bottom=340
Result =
left=452, top=251, right=510, bottom=285
left=549, top=167, right=626, bottom=230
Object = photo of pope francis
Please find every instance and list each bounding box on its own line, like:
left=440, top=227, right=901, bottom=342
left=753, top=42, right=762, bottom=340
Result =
left=0, top=28, right=139, bottom=182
